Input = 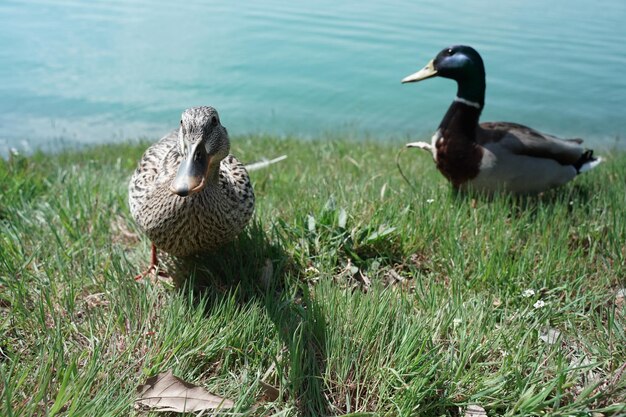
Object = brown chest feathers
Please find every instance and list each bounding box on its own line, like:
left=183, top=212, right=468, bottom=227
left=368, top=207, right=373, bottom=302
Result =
left=434, top=102, right=484, bottom=188
left=435, top=132, right=482, bottom=187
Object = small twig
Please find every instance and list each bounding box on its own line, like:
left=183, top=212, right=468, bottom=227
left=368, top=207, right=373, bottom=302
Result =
left=609, top=361, right=626, bottom=388
left=245, top=155, right=287, bottom=171
left=396, top=146, right=417, bottom=192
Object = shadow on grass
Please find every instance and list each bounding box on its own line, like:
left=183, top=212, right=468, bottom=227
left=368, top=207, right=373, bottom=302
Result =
left=166, top=220, right=331, bottom=416
left=264, top=286, right=329, bottom=416
left=451, top=182, right=599, bottom=216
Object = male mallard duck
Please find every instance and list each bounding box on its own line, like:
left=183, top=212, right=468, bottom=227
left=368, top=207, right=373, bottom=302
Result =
left=401, top=45, right=602, bottom=194
left=129, top=106, right=254, bottom=275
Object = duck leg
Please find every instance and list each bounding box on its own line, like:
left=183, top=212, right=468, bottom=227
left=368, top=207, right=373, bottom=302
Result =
left=134, top=243, right=167, bottom=280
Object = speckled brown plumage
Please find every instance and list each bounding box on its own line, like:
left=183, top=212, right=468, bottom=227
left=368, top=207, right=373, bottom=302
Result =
left=128, top=106, right=254, bottom=258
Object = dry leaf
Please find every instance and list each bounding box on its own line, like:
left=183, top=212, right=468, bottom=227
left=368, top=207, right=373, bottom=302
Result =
left=615, top=288, right=626, bottom=308
left=84, top=293, right=109, bottom=309
left=464, top=404, right=487, bottom=416
left=355, top=269, right=371, bottom=290
left=136, top=370, right=234, bottom=413
left=384, top=268, right=404, bottom=286
left=539, top=328, right=561, bottom=345
left=338, top=208, right=347, bottom=229
left=259, top=380, right=280, bottom=402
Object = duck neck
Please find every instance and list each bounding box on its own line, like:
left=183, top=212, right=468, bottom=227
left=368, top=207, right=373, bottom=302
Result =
left=455, top=75, right=485, bottom=110
left=438, top=75, right=485, bottom=137
left=438, top=100, right=482, bottom=138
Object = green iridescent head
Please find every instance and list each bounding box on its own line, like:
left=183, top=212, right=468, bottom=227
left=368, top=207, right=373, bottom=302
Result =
left=402, top=45, right=486, bottom=107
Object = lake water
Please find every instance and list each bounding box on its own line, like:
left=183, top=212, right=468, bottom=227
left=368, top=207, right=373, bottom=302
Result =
left=1, top=0, right=625, bottom=154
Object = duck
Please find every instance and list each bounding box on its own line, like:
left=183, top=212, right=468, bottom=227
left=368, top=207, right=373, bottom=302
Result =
left=128, top=106, right=255, bottom=276
left=401, top=45, right=602, bottom=194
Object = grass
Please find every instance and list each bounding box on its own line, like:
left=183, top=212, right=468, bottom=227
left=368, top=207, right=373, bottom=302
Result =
left=0, top=135, right=625, bottom=416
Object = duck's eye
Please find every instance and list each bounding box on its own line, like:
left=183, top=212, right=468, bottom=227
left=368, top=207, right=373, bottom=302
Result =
left=446, top=48, right=454, bottom=55
left=211, top=116, right=218, bottom=126
left=180, top=119, right=183, bottom=125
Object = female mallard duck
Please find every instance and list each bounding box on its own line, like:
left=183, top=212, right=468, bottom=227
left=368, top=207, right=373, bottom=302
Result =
left=401, top=45, right=602, bottom=194
left=129, top=106, right=254, bottom=274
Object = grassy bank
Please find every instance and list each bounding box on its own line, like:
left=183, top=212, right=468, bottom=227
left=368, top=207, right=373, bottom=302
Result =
left=1, top=135, right=625, bottom=416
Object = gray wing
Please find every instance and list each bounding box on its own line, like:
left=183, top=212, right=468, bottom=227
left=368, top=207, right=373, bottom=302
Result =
left=478, top=122, right=585, bottom=165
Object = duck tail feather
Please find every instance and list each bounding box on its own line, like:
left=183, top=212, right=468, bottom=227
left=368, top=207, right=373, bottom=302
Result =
left=578, top=156, right=603, bottom=173
left=575, top=150, right=603, bottom=174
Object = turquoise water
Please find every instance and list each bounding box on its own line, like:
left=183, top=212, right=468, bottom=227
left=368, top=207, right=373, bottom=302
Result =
left=1, top=0, right=625, bottom=153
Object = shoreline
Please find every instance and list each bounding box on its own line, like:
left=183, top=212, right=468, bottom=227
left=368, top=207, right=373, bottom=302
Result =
left=2, top=130, right=623, bottom=160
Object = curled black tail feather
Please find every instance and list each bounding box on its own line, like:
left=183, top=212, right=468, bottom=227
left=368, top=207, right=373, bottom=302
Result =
left=573, top=150, right=596, bottom=173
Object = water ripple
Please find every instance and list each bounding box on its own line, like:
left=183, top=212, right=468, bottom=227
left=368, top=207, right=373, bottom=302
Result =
left=0, top=0, right=624, bottom=151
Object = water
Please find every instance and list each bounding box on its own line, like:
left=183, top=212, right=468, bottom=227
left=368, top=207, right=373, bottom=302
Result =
left=1, top=0, right=625, bottom=154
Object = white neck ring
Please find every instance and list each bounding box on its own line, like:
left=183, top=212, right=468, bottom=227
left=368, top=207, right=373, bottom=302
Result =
left=454, top=96, right=481, bottom=109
